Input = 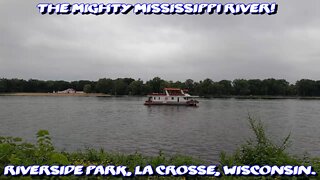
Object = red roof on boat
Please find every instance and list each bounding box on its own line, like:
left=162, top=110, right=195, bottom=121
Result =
left=147, top=88, right=190, bottom=96
left=147, top=94, right=184, bottom=96
left=149, top=93, right=166, bottom=96
left=164, top=88, right=181, bottom=91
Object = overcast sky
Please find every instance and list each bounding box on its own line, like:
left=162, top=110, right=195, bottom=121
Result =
left=0, top=0, right=319, bottom=82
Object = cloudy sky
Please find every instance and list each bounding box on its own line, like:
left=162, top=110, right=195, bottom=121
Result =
left=0, top=0, right=319, bottom=82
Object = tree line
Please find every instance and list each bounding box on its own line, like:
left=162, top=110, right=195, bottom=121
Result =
left=0, top=77, right=320, bottom=96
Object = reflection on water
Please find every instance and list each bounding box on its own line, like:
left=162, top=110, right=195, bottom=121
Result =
left=0, top=96, right=320, bottom=162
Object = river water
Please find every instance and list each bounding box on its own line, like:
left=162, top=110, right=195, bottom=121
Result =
left=0, top=96, right=319, bottom=162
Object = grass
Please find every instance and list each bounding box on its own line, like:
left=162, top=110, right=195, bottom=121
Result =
left=0, top=116, right=319, bottom=179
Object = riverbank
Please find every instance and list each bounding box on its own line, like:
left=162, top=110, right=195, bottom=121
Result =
left=205, top=95, right=320, bottom=100
left=0, top=92, right=111, bottom=97
left=2, top=93, right=320, bottom=100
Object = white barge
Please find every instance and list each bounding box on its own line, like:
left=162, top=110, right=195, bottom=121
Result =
left=144, top=88, right=199, bottom=106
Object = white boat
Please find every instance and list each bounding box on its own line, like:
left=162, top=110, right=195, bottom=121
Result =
left=144, top=88, right=199, bottom=106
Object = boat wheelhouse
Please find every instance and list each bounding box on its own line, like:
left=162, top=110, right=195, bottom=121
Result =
left=144, top=88, right=199, bottom=106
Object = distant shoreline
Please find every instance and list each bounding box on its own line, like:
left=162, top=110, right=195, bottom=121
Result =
left=1, top=93, right=320, bottom=100
left=0, top=93, right=111, bottom=97
left=206, top=95, right=320, bottom=100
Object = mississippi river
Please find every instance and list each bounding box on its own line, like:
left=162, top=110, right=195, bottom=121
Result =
left=0, top=96, right=319, bottom=162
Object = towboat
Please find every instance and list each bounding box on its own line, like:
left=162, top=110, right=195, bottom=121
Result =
left=144, top=88, right=199, bottom=106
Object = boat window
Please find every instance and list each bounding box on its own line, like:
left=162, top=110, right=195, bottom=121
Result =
left=158, top=97, right=160, bottom=100
left=171, top=97, right=174, bottom=100
left=153, top=97, right=156, bottom=100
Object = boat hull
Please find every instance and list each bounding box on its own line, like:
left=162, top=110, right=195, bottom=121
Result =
left=144, top=101, right=198, bottom=106
left=144, top=88, right=199, bottom=106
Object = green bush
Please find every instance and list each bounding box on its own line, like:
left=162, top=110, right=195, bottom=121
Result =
left=220, top=115, right=300, bottom=166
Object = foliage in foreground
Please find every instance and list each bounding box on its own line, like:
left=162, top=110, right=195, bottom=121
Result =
left=220, top=115, right=320, bottom=179
left=220, top=115, right=296, bottom=166
left=0, top=130, right=204, bottom=179
left=0, top=117, right=320, bottom=179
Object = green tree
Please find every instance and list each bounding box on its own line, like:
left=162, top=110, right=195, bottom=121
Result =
left=217, top=80, right=233, bottom=95
left=198, top=78, right=214, bottom=96
left=83, top=84, right=92, bottom=93
left=296, top=79, right=317, bottom=96
left=0, top=79, right=7, bottom=92
left=146, top=77, right=166, bottom=93
left=128, top=79, right=144, bottom=95
left=113, top=79, right=128, bottom=95
left=122, top=78, right=135, bottom=86
left=184, top=79, right=195, bottom=93
left=261, top=79, right=289, bottom=96
left=96, top=78, right=113, bottom=94
left=233, top=79, right=250, bottom=95
left=52, top=80, right=70, bottom=91
left=73, top=80, right=93, bottom=91
left=248, top=79, right=263, bottom=95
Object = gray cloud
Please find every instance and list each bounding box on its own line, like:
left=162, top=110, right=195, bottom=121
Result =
left=0, top=0, right=319, bottom=82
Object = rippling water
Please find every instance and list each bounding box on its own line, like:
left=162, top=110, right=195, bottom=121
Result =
left=0, top=96, right=319, bottom=162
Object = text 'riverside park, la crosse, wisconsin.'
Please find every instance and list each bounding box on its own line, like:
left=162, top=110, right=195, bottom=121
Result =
left=3, top=165, right=317, bottom=177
